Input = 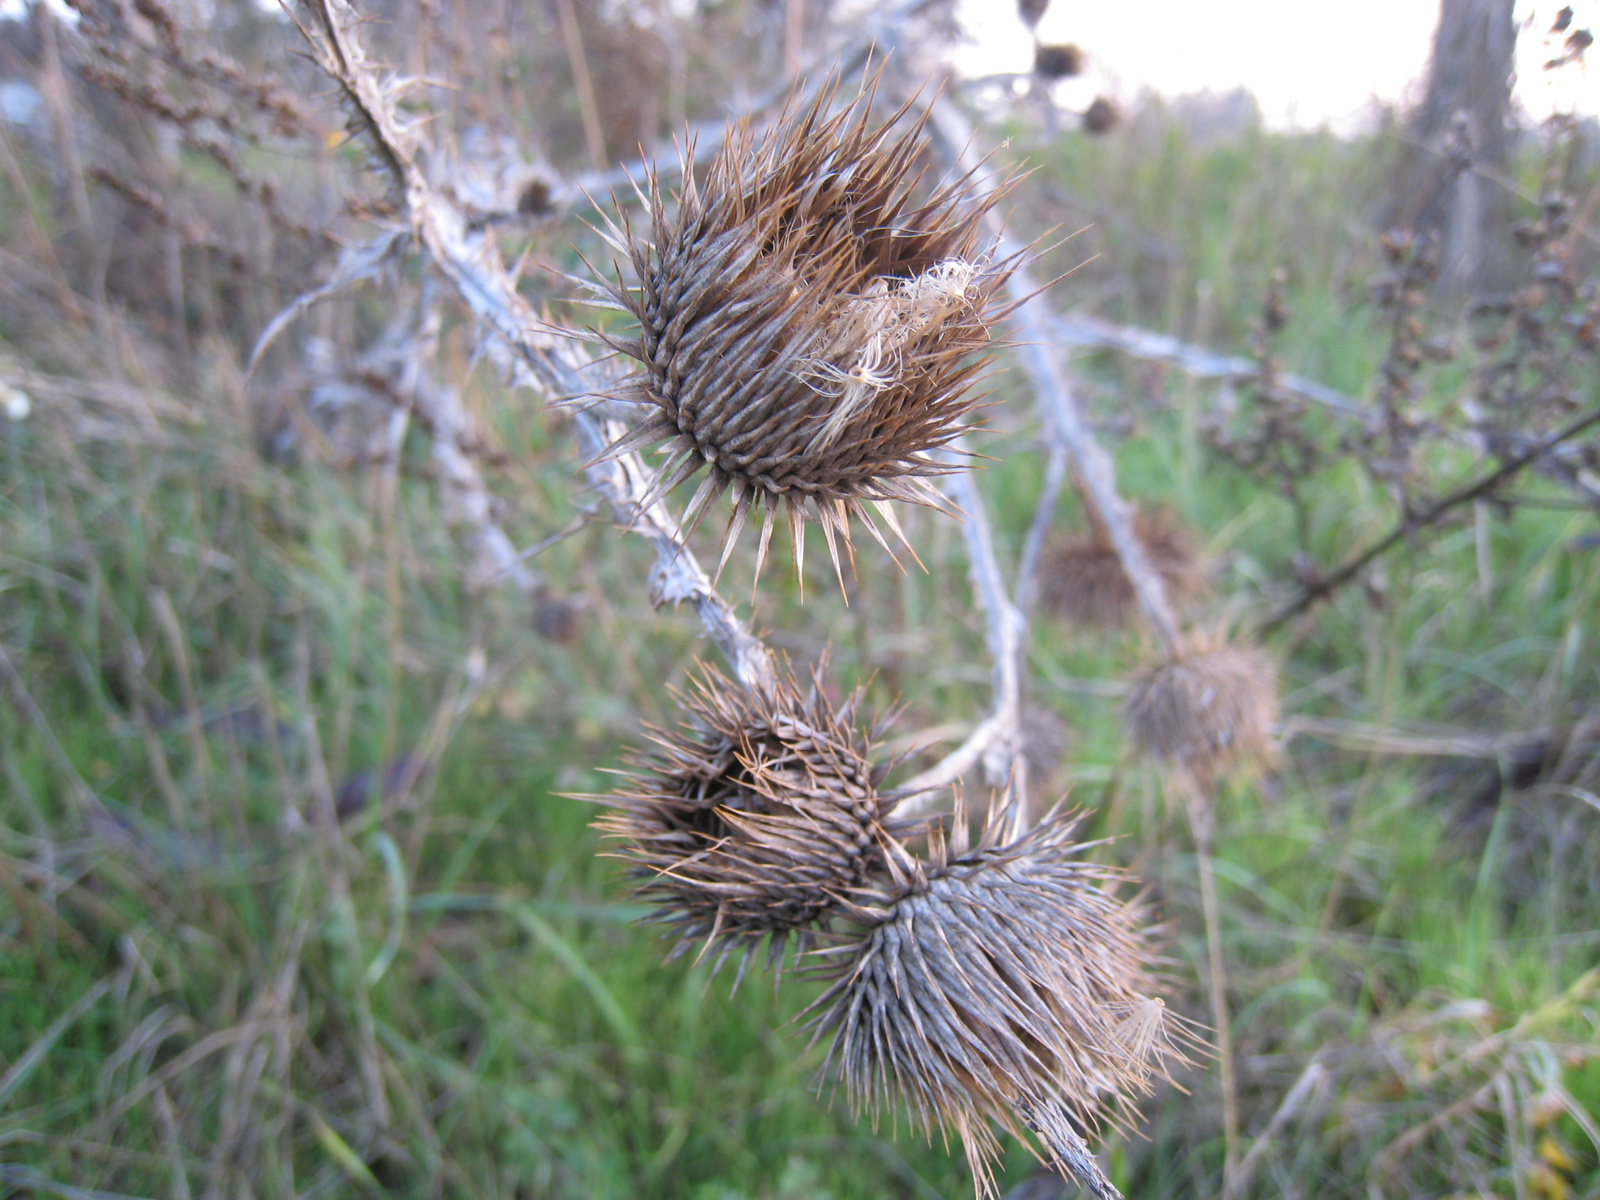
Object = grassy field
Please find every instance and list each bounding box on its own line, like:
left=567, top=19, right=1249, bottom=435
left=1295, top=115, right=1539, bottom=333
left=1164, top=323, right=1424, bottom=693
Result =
left=3, top=7, right=1600, bottom=1199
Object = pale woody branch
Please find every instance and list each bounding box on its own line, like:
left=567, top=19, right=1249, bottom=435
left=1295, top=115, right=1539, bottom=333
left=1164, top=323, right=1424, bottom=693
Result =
left=889, top=91, right=1193, bottom=815
left=886, top=463, right=1027, bottom=821
left=925, top=96, right=1186, bottom=657
left=293, top=0, right=776, bottom=693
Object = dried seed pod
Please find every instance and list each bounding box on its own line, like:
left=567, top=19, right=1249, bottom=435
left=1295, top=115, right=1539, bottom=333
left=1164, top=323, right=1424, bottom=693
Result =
left=593, top=659, right=908, bottom=983
left=1033, top=43, right=1084, bottom=80
left=1122, top=633, right=1279, bottom=778
left=805, top=799, right=1191, bottom=1200
left=1041, top=507, right=1206, bottom=628
left=589, top=82, right=1018, bottom=589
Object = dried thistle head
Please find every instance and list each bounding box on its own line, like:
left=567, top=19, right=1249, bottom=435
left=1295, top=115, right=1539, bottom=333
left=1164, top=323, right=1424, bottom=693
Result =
left=1122, top=632, right=1280, bottom=778
left=593, top=659, right=908, bottom=983
left=590, top=82, right=1018, bottom=589
left=1040, top=507, right=1207, bottom=628
left=805, top=799, right=1192, bottom=1200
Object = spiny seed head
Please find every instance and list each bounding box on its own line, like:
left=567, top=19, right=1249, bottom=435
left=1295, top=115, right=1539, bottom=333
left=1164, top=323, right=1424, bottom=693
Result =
left=804, top=798, right=1192, bottom=1200
left=589, top=81, right=1019, bottom=590
left=593, top=659, right=909, bottom=984
left=1122, top=632, right=1280, bottom=778
left=1041, top=507, right=1207, bottom=628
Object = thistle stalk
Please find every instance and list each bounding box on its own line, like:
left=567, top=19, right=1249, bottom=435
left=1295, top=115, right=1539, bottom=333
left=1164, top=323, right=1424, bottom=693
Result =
left=287, top=12, right=1188, bottom=1196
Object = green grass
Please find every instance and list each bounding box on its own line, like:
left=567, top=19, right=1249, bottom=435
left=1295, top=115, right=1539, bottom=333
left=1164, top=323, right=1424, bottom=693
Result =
left=3, top=63, right=1600, bottom=1200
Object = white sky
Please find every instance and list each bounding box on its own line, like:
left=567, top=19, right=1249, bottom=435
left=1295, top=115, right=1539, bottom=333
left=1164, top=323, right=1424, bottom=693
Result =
left=2, top=0, right=1592, bottom=132
left=953, top=0, right=1599, bottom=132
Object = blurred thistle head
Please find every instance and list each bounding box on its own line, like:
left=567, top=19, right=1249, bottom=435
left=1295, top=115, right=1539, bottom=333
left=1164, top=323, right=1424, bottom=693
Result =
left=1082, top=96, right=1120, bottom=136
left=804, top=797, right=1192, bottom=1200
left=1033, top=42, right=1085, bottom=80
left=1016, top=0, right=1050, bottom=29
left=1122, top=632, right=1280, bottom=779
left=593, top=657, right=910, bottom=985
left=588, top=79, right=1019, bottom=590
left=532, top=589, right=584, bottom=643
left=1041, top=506, right=1206, bottom=628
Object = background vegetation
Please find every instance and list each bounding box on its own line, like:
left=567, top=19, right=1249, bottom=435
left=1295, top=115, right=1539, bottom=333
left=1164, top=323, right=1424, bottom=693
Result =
left=1, top=2, right=1598, bottom=1198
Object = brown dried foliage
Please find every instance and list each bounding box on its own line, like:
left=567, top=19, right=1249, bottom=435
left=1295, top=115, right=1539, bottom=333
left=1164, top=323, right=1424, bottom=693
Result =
left=1201, top=268, right=1329, bottom=559
left=1349, top=229, right=1456, bottom=517
left=1469, top=188, right=1600, bottom=490
left=591, top=82, right=1019, bottom=588
left=1214, top=119, right=1599, bottom=629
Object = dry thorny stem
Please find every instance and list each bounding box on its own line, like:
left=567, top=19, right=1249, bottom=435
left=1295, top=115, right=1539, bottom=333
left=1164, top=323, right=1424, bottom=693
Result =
left=922, top=97, right=1186, bottom=657
left=911, top=96, right=1298, bottom=1194
left=889, top=93, right=1189, bottom=828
